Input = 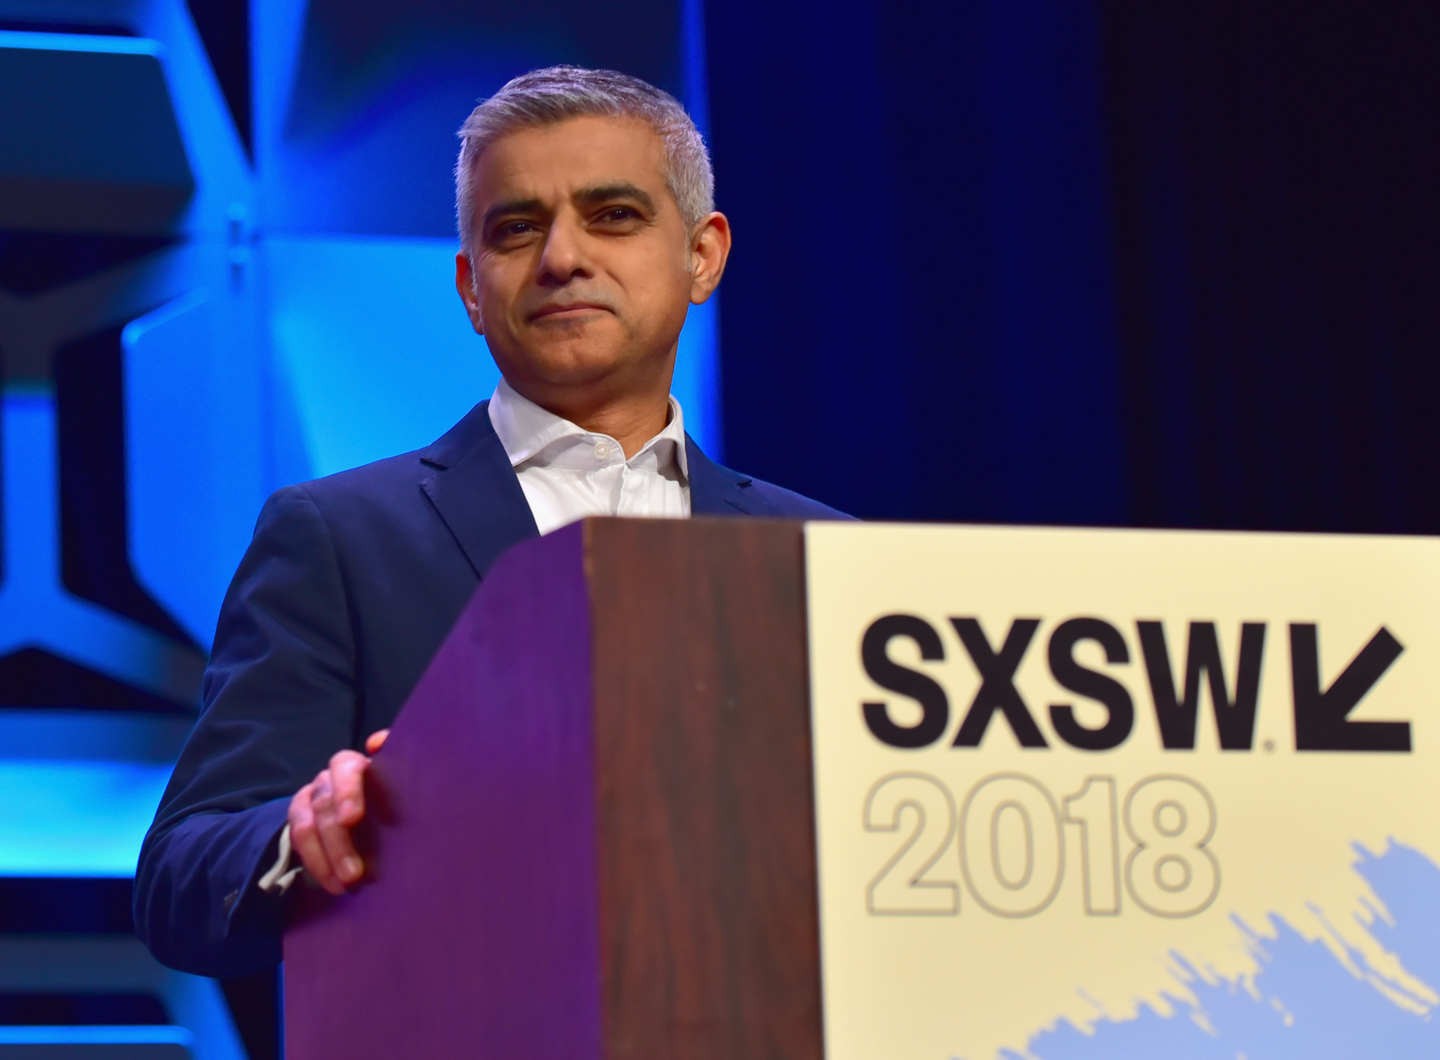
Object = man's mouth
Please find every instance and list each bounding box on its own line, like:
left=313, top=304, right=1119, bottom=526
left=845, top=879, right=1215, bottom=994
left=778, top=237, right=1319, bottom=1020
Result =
left=528, top=302, right=610, bottom=322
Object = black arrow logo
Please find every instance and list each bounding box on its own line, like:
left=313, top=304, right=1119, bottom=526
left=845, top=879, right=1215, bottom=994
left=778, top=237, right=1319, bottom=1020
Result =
left=1290, top=624, right=1410, bottom=752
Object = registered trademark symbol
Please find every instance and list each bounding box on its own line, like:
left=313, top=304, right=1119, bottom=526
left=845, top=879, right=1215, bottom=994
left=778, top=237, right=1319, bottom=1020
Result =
left=1263, top=739, right=1276, bottom=753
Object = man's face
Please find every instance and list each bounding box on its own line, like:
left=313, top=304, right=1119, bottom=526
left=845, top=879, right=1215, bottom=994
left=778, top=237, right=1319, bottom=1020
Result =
left=456, top=115, right=722, bottom=403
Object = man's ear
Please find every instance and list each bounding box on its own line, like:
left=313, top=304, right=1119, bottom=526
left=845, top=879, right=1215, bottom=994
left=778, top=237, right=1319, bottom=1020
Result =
left=454, top=251, right=485, bottom=335
left=688, top=212, right=732, bottom=305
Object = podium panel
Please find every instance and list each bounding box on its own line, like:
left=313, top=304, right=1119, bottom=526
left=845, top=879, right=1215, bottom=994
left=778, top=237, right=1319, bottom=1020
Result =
left=284, top=519, right=822, bottom=1060
left=286, top=518, right=1440, bottom=1058
left=806, top=523, right=1440, bottom=1058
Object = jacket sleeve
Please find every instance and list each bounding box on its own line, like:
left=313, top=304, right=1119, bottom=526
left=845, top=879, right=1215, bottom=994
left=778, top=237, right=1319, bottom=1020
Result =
left=134, top=484, right=361, bottom=978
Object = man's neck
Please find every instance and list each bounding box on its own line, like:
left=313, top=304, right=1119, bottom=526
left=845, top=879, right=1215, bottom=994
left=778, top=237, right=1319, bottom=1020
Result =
left=501, top=378, right=672, bottom=458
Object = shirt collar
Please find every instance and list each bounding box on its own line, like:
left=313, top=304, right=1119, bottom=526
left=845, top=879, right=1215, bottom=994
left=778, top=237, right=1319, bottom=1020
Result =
left=487, top=377, right=689, bottom=479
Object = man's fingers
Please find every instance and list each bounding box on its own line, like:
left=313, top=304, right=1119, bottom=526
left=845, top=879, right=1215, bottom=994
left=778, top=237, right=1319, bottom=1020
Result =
left=328, top=750, right=370, bottom=827
left=315, top=814, right=363, bottom=887
left=285, top=749, right=376, bottom=895
left=311, top=766, right=365, bottom=886
left=364, top=729, right=390, bottom=755
left=288, top=783, right=344, bottom=895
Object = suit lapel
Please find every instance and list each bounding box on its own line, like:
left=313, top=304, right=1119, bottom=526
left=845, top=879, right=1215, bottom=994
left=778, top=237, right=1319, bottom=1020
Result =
left=420, top=401, right=539, bottom=579
left=686, top=434, right=765, bottom=516
left=420, top=413, right=760, bottom=575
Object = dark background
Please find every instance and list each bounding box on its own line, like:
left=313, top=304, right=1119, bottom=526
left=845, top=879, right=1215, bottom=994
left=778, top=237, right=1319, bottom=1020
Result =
left=711, top=0, right=1440, bottom=531
left=15, top=0, right=1440, bottom=531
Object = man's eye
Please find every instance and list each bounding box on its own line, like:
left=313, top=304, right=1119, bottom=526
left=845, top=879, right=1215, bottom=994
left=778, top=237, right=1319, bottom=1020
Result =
left=499, top=220, right=534, bottom=236
left=599, top=207, right=638, bottom=223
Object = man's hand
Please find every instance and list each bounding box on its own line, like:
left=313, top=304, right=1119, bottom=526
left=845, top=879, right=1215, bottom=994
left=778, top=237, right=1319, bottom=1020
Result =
left=288, top=729, right=389, bottom=895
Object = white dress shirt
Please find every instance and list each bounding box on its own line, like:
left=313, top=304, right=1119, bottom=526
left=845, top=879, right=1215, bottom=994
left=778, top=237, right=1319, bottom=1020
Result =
left=258, top=381, right=692, bottom=895
left=488, top=376, right=690, bottom=534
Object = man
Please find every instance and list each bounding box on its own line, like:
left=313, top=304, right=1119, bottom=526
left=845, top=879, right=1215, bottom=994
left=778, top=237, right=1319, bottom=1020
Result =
left=134, top=66, right=847, bottom=978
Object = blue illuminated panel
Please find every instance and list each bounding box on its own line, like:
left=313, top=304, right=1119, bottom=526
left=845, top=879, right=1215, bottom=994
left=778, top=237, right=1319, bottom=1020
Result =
left=0, top=29, right=160, bottom=54
left=265, top=235, right=501, bottom=477
left=0, top=1025, right=192, bottom=1046
left=0, top=760, right=174, bottom=877
left=0, top=711, right=189, bottom=877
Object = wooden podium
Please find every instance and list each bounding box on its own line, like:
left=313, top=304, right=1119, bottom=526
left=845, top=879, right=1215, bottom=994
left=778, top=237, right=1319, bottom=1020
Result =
left=283, top=518, right=824, bottom=1059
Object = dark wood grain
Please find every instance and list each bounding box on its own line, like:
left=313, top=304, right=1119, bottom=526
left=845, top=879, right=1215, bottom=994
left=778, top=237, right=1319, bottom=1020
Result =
left=587, top=518, right=823, bottom=1060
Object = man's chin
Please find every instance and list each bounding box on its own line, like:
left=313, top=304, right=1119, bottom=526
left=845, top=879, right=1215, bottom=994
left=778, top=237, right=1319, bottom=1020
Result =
left=507, top=346, right=638, bottom=390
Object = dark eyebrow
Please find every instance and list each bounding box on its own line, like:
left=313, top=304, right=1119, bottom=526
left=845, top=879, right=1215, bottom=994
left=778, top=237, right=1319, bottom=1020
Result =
left=481, top=198, right=543, bottom=231
left=574, top=182, right=656, bottom=213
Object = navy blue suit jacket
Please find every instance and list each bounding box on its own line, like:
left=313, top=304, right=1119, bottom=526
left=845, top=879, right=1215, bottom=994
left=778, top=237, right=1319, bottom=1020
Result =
left=134, top=400, right=848, bottom=978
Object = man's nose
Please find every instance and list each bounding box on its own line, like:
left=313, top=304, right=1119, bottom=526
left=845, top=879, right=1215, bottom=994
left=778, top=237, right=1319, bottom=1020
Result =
left=536, top=216, right=592, bottom=285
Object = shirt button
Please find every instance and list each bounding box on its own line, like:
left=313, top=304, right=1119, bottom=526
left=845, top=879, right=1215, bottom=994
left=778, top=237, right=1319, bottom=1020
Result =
left=594, top=442, right=610, bottom=460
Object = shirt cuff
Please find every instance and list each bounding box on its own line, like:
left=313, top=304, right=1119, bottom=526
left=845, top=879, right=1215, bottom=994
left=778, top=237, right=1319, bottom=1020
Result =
left=257, top=823, right=303, bottom=894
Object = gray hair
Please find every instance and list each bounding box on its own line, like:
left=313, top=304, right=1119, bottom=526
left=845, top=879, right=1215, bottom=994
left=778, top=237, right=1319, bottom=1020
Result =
left=454, top=66, right=714, bottom=256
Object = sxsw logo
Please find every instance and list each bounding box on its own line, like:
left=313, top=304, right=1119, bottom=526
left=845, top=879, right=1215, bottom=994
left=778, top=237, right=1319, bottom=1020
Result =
left=860, top=616, right=1410, bottom=753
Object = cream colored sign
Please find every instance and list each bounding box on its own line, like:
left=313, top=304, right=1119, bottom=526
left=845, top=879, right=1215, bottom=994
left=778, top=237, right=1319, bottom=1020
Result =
left=805, top=523, right=1440, bottom=1060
